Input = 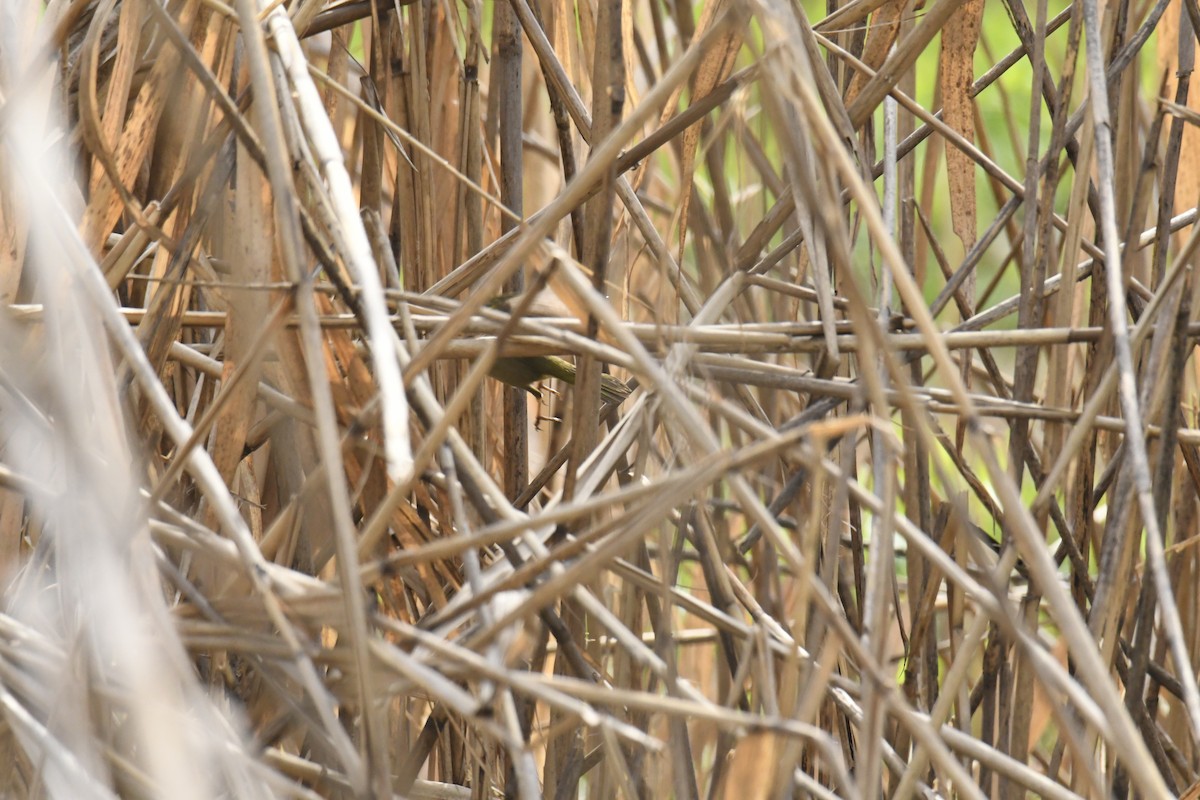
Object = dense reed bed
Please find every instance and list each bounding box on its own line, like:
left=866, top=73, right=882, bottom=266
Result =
left=3, top=0, right=1200, bottom=797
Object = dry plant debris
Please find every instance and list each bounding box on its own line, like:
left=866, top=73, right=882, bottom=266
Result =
left=3, top=0, right=1200, bottom=797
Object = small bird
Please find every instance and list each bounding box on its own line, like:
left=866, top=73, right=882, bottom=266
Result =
left=490, top=355, right=631, bottom=405
left=484, top=293, right=631, bottom=405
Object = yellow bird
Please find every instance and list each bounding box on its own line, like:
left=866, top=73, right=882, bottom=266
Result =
left=480, top=293, right=633, bottom=402
left=490, top=355, right=631, bottom=405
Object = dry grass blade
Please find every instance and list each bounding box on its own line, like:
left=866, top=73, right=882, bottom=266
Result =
left=939, top=0, right=983, bottom=254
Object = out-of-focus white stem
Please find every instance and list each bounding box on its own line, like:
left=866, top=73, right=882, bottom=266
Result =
left=264, top=6, right=412, bottom=483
